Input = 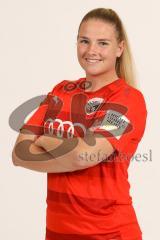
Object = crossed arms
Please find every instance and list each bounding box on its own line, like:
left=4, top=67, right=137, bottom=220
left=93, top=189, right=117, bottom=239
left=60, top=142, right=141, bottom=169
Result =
left=12, top=128, right=114, bottom=173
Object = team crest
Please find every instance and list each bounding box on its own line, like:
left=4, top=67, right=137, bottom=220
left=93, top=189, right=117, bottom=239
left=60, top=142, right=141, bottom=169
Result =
left=85, top=98, right=104, bottom=115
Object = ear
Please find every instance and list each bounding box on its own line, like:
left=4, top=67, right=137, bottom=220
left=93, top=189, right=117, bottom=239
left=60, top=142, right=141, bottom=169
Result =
left=116, top=40, right=125, bottom=57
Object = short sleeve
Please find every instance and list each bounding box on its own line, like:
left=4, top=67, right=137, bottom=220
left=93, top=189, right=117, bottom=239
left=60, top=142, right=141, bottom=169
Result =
left=90, top=90, right=147, bottom=154
left=20, top=80, right=66, bottom=135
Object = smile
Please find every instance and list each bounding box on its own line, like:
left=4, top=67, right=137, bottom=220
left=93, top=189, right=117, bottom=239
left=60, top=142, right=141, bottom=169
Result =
left=85, top=58, right=102, bottom=64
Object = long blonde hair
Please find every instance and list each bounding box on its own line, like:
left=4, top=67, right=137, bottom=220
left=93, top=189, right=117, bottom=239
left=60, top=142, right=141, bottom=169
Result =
left=77, top=8, right=137, bottom=87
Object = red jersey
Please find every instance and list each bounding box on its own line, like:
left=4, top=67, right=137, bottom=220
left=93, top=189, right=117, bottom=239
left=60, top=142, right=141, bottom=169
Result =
left=22, top=78, right=147, bottom=240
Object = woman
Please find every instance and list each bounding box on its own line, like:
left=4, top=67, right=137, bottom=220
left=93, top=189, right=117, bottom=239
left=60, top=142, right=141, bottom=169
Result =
left=12, top=8, right=147, bottom=240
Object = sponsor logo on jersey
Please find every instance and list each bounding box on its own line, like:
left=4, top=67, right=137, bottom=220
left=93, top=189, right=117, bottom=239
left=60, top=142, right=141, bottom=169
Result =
left=96, top=109, right=130, bottom=139
left=44, top=118, right=86, bottom=138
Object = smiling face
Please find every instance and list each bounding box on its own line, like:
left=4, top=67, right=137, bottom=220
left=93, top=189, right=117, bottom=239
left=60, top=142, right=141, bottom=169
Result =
left=77, top=19, right=124, bottom=81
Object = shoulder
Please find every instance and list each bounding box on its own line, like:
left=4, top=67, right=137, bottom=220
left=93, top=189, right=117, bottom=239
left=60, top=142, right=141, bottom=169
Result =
left=50, top=78, right=83, bottom=94
left=106, top=81, right=147, bottom=128
left=120, top=84, right=147, bottom=125
left=111, top=81, right=147, bottom=112
left=50, top=80, right=68, bottom=94
left=124, top=84, right=147, bottom=112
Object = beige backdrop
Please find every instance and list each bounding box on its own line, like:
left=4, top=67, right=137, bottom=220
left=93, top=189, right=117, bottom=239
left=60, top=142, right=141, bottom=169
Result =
left=0, top=0, right=158, bottom=239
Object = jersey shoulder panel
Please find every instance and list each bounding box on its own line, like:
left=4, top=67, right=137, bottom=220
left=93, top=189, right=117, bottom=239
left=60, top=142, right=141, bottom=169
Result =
left=50, top=80, right=68, bottom=94
left=124, top=85, right=147, bottom=113
left=109, top=82, right=147, bottom=114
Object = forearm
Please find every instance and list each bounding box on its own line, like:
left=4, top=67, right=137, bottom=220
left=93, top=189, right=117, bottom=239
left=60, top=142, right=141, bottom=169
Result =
left=12, top=142, right=54, bottom=172
left=34, top=132, right=104, bottom=170
left=13, top=130, right=107, bottom=173
left=35, top=131, right=114, bottom=170
left=12, top=139, right=83, bottom=173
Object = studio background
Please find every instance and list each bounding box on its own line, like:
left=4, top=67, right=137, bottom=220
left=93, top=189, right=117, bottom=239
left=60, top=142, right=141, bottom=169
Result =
left=0, top=0, right=159, bottom=239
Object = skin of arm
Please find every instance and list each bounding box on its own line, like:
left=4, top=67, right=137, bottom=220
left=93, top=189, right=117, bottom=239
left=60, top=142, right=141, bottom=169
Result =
left=12, top=129, right=114, bottom=173
left=35, top=130, right=114, bottom=169
left=12, top=129, right=81, bottom=173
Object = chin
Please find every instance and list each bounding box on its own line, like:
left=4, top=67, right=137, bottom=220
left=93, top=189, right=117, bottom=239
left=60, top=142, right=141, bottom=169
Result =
left=85, top=70, right=105, bottom=77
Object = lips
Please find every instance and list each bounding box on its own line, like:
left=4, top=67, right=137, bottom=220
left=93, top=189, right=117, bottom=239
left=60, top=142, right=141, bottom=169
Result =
left=85, top=58, right=102, bottom=63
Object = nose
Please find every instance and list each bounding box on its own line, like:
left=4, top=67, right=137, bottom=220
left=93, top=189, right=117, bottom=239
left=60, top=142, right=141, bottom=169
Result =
left=87, top=42, right=98, bottom=55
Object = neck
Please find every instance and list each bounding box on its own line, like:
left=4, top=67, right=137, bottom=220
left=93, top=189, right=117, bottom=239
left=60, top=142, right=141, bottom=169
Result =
left=85, top=71, right=119, bottom=92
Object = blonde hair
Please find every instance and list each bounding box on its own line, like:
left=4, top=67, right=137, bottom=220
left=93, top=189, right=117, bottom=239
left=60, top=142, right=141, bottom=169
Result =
left=77, top=8, right=137, bottom=88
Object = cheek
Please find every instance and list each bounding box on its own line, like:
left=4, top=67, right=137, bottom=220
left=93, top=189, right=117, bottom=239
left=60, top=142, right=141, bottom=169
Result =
left=77, top=45, right=85, bottom=55
left=104, top=49, right=117, bottom=62
left=77, top=48, right=85, bottom=64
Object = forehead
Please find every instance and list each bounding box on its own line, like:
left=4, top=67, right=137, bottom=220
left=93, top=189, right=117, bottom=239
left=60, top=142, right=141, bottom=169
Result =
left=78, top=19, right=116, bottom=40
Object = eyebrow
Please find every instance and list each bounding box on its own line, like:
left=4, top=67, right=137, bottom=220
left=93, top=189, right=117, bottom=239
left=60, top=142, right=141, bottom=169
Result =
left=78, top=35, right=111, bottom=41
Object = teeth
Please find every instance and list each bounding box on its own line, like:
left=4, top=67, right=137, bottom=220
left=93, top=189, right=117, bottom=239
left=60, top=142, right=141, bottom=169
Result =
left=86, top=58, right=101, bottom=63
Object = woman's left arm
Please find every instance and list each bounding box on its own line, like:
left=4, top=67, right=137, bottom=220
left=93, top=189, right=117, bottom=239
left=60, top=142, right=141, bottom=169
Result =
left=35, top=131, right=114, bottom=170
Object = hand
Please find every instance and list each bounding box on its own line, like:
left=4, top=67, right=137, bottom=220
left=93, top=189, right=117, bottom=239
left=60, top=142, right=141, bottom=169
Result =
left=34, top=134, right=63, bottom=152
